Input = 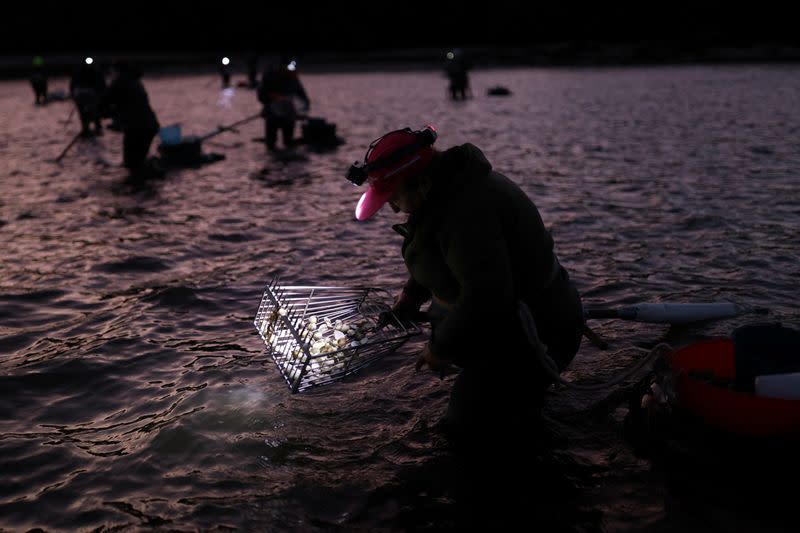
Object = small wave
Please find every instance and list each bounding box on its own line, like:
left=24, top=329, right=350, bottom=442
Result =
left=208, top=233, right=258, bottom=243
left=142, top=286, right=217, bottom=310
left=55, top=192, right=89, bottom=203
left=0, top=288, right=67, bottom=302
left=749, top=145, right=774, bottom=155
left=0, top=359, right=105, bottom=400
left=679, top=213, right=727, bottom=231
left=0, top=331, right=37, bottom=355
left=93, top=256, right=171, bottom=273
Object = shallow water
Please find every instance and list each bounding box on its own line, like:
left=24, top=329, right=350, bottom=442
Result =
left=2, top=64, right=800, bottom=531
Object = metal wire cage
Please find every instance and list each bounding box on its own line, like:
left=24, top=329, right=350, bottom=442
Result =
left=254, top=278, right=422, bottom=392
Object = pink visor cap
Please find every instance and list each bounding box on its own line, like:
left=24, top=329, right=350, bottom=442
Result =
left=352, top=126, right=437, bottom=221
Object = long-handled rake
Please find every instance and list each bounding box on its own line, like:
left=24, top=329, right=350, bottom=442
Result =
left=54, top=131, right=83, bottom=164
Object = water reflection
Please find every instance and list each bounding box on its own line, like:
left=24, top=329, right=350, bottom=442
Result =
left=1, top=65, right=799, bottom=531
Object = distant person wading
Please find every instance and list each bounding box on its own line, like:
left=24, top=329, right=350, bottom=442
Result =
left=102, top=60, right=161, bottom=179
left=257, top=55, right=310, bottom=151
left=70, top=59, right=107, bottom=137
left=444, top=49, right=471, bottom=101
left=30, top=56, right=48, bottom=106
left=219, top=57, right=232, bottom=89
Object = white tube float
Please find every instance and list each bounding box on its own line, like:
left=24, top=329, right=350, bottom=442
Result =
left=755, top=373, right=800, bottom=400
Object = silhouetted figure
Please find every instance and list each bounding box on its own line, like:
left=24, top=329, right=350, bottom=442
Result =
left=444, top=48, right=471, bottom=101
left=256, top=55, right=310, bottom=151
left=219, top=57, right=232, bottom=88
left=70, top=60, right=107, bottom=136
left=30, top=56, right=48, bottom=106
left=246, top=51, right=259, bottom=88
left=103, top=60, right=161, bottom=179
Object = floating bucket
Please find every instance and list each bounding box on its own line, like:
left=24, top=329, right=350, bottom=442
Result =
left=671, top=338, right=800, bottom=437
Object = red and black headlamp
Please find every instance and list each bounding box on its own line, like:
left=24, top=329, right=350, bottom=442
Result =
left=346, top=125, right=438, bottom=186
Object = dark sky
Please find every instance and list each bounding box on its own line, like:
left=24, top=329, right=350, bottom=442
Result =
left=4, top=2, right=798, bottom=54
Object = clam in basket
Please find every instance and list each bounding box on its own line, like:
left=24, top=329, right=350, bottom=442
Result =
left=254, top=278, right=422, bottom=392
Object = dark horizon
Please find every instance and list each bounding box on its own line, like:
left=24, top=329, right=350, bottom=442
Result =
left=4, top=2, right=799, bottom=55
left=3, top=4, right=800, bottom=80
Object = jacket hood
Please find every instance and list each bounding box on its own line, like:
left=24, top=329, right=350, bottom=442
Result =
left=395, top=143, right=492, bottom=236
left=431, top=143, right=492, bottom=186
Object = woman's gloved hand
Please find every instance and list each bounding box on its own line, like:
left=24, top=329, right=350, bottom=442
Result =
left=377, top=290, right=421, bottom=329
left=415, top=342, right=453, bottom=379
left=415, top=342, right=445, bottom=371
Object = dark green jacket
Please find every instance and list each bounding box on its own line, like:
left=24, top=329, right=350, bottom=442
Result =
left=396, top=143, right=583, bottom=368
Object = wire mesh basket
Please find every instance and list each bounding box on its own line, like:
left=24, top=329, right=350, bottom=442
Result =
left=254, top=278, right=422, bottom=392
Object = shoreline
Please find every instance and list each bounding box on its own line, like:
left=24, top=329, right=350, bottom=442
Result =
left=3, top=43, right=800, bottom=80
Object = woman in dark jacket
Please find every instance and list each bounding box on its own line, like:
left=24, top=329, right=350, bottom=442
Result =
left=348, top=125, right=585, bottom=528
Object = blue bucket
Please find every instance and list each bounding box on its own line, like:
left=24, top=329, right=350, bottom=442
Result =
left=159, top=124, right=182, bottom=145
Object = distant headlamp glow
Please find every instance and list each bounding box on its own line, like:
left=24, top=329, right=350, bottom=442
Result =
left=85, top=57, right=93, bottom=65
left=446, top=51, right=454, bottom=60
left=287, top=60, right=296, bottom=71
left=222, top=57, right=230, bottom=65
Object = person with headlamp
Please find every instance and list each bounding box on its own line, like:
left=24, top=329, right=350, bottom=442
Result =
left=257, top=54, right=310, bottom=152
left=70, top=57, right=107, bottom=137
left=347, top=125, right=585, bottom=528
left=103, top=60, right=161, bottom=179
